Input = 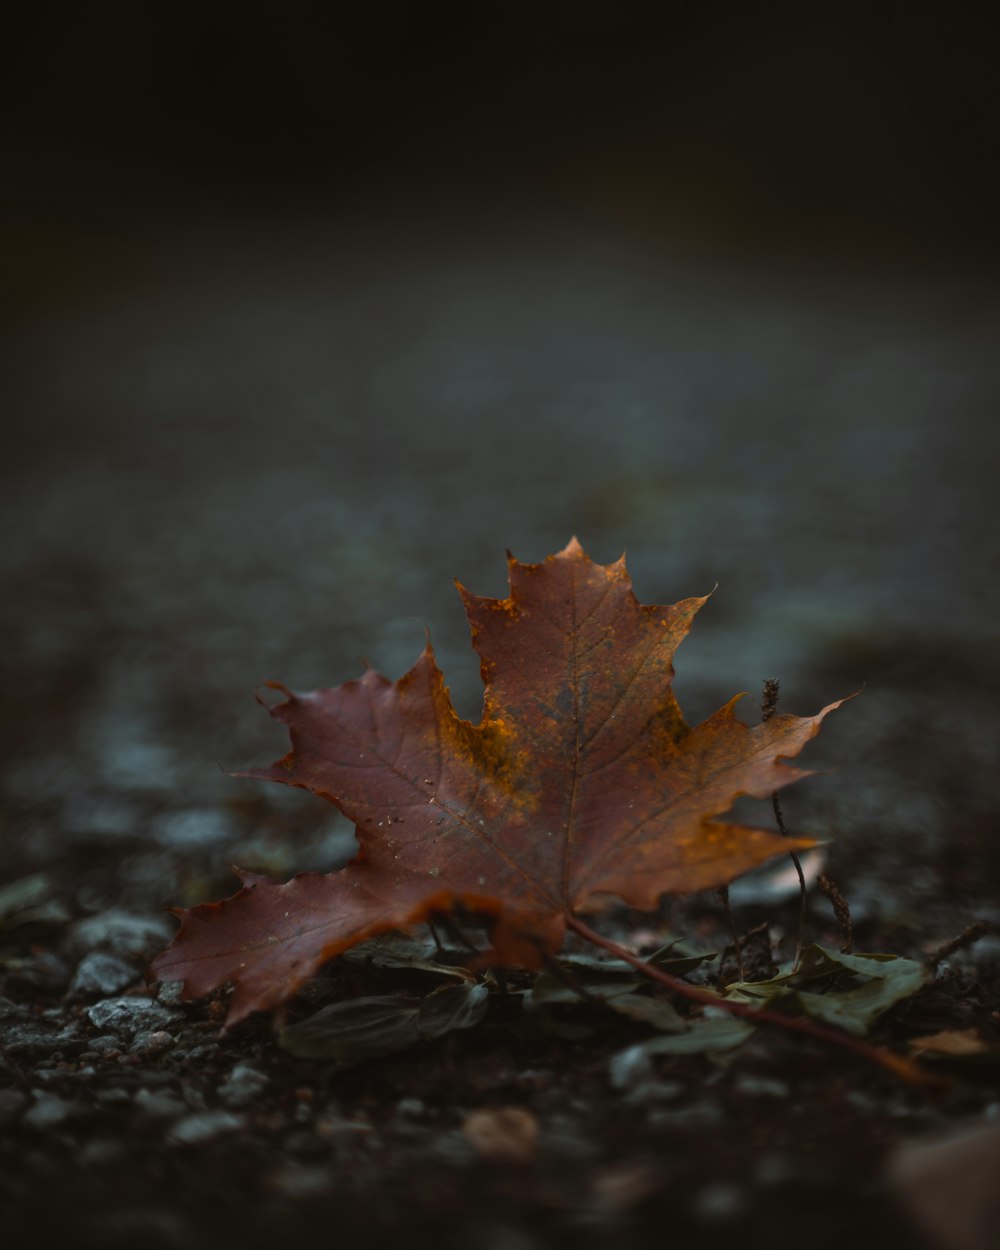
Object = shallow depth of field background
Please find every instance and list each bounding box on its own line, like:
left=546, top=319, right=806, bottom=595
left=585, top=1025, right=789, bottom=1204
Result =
left=3, top=6, right=998, bottom=922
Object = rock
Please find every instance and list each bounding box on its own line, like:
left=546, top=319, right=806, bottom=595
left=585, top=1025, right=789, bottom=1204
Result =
left=1, top=1020, right=87, bottom=1059
left=67, top=952, right=137, bottom=1001
left=734, top=1075, right=791, bottom=1099
left=85, top=996, right=182, bottom=1040
left=23, top=1092, right=77, bottom=1131
left=168, top=1111, right=244, bottom=1145
left=218, top=1062, right=269, bottom=1109
left=129, top=1028, right=176, bottom=1056
left=69, top=910, right=173, bottom=960
left=134, top=1088, right=187, bottom=1119
left=149, top=807, right=239, bottom=849
left=608, top=1043, right=654, bottom=1091
left=1, top=951, right=71, bottom=995
left=88, top=1034, right=124, bottom=1056
left=156, top=979, right=185, bottom=1006
left=692, top=1181, right=746, bottom=1222
left=622, top=1079, right=684, bottom=1105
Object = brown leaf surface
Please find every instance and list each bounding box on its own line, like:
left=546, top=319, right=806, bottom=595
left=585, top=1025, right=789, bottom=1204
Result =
left=152, top=540, right=842, bottom=1025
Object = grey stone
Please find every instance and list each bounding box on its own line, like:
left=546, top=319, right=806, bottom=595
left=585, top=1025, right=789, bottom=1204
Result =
left=168, top=1110, right=244, bottom=1145
left=88, top=1034, right=123, bottom=1055
left=134, top=1088, right=186, bottom=1119
left=218, top=1062, right=269, bottom=1109
left=23, top=1092, right=76, bottom=1130
left=2, top=951, right=71, bottom=994
left=149, top=807, right=239, bottom=849
left=734, top=1075, right=791, bottom=1100
left=68, top=952, right=137, bottom=1001
left=156, top=979, right=185, bottom=1006
left=1, top=1021, right=86, bottom=1059
left=129, top=1029, right=176, bottom=1056
left=85, top=995, right=182, bottom=1040
left=622, top=1079, right=684, bottom=1105
left=70, top=910, right=173, bottom=960
left=608, top=1043, right=654, bottom=1091
left=692, top=1181, right=746, bottom=1223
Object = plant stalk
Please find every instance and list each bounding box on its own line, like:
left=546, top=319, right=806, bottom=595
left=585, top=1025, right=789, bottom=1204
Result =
left=565, top=913, right=937, bottom=1085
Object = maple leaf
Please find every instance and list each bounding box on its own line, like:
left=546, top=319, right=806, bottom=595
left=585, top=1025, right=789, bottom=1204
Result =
left=152, top=540, right=842, bottom=1026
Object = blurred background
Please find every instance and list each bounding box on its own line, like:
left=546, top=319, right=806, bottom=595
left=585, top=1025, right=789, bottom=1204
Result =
left=2, top=2, right=998, bottom=926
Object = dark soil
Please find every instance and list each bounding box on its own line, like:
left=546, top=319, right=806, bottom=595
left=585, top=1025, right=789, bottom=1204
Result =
left=3, top=209, right=999, bottom=1250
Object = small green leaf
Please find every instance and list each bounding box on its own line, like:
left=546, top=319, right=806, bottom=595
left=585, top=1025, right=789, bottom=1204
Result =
left=615, top=1016, right=756, bottom=1060
left=279, top=995, right=421, bottom=1063
left=723, top=944, right=928, bottom=1036
left=528, top=970, right=641, bottom=1006
left=603, top=993, right=687, bottom=1032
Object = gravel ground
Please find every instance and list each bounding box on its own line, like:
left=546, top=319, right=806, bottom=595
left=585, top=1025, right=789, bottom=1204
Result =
left=2, top=208, right=999, bottom=1248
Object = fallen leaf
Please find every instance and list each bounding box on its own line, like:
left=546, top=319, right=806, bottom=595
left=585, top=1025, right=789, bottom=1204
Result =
left=909, top=1030, right=1000, bottom=1061
left=612, top=1016, right=756, bottom=1061
left=279, top=980, right=490, bottom=1063
left=722, top=944, right=928, bottom=1036
left=152, top=540, right=840, bottom=1025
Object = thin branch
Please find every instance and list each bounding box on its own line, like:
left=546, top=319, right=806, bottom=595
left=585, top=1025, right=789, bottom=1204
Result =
left=565, top=913, right=938, bottom=1086
left=716, top=884, right=745, bottom=982
left=925, top=921, right=997, bottom=970
left=763, top=678, right=808, bottom=967
left=817, top=873, right=854, bottom=954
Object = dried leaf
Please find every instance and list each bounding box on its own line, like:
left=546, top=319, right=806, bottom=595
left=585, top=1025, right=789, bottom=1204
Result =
left=153, top=541, right=840, bottom=1026
left=910, top=1030, right=1000, bottom=1062
left=723, top=944, right=928, bottom=1036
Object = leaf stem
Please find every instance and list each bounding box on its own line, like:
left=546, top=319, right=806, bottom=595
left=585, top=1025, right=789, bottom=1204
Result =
left=565, top=913, right=937, bottom=1086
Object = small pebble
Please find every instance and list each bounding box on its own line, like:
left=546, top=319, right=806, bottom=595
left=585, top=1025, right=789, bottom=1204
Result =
left=85, top=996, right=181, bottom=1040
left=168, top=1111, right=244, bottom=1146
left=608, top=1044, right=654, bottom=1091
left=218, top=1062, right=269, bottom=1109
left=734, top=1075, right=791, bottom=1099
left=70, top=910, right=173, bottom=960
left=692, top=1181, right=746, bottom=1222
left=88, top=1035, right=123, bottom=1056
left=68, top=952, right=137, bottom=1001
left=23, top=1092, right=76, bottom=1131
left=130, top=1030, right=175, bottom=1056
left=135, top=1089, right=187, bottom=1119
